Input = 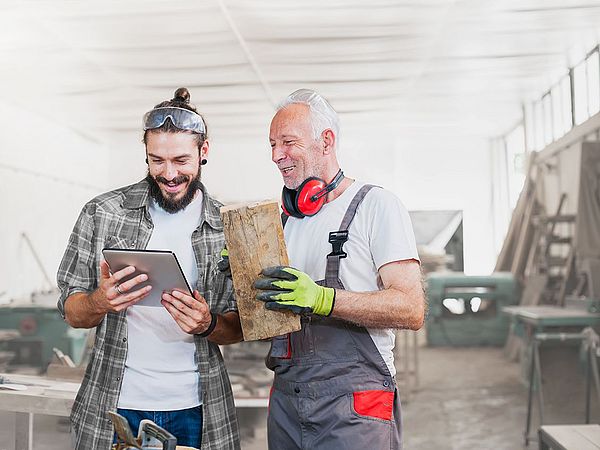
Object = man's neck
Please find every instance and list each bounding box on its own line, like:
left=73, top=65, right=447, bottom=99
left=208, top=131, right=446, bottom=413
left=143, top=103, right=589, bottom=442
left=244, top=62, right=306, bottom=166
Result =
left=325, top=176, right=353, bottom=203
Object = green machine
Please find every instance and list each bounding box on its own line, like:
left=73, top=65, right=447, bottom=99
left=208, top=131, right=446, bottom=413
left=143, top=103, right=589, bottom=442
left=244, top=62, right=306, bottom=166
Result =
left=0, top=298, right=88, bottom=371
left=426, top=272, right=520, bottom=346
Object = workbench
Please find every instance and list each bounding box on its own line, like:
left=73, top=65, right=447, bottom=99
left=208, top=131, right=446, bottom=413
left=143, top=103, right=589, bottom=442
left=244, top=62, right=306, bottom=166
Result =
left=502, top=306, right=600, bottom=445
left=503, top=305, right=600, bottom=380
left=0, top=372, right=77, bottom=450
left=539, top=424, right=600, bottom=449
left=0, top=372, right=268, bottom=450
left=503, top=305, right=600, bottom=331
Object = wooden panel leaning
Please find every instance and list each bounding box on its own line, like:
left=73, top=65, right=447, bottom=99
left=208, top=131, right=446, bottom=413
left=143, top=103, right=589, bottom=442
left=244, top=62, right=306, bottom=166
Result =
left=220, top=200, right=301, bottom=341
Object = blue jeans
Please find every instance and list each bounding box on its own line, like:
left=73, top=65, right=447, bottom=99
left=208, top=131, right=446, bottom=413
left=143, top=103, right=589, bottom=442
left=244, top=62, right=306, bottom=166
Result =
left=115, top=406, right=202, bottom=448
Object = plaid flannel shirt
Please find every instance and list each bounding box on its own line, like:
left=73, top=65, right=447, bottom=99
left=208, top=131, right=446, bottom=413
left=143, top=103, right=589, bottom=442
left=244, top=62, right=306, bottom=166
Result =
left=57, top=179, right=240, bottom=450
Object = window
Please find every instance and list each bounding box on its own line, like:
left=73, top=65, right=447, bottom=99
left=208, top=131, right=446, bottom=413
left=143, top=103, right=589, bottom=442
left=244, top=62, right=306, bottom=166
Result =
left=586, top=50, right=600, bottom=116
left=560, top=75, right=573, bottom=132
left=524, top=102, right=536, bottom=151
left=505, top=124, right=526, bottom=208
left=542, top=93, right=553, bottom=145
left=574, top=60, right=589, bottom=125
left=551, top=84, right=564, bottom=139
left=533, top=100, right=544, bottom=150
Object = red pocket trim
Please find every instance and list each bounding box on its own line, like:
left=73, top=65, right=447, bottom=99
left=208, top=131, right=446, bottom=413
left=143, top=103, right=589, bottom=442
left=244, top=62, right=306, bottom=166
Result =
left=285, top=334, right=292, bottom=358
left=353, top=390, right=394, bottom=421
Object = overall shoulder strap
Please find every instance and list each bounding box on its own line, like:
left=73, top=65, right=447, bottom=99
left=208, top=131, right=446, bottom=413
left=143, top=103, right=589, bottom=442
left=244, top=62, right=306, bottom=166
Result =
left=323, top=184, right=379, bottom=285
left=338, top=184, right=377, bottom=230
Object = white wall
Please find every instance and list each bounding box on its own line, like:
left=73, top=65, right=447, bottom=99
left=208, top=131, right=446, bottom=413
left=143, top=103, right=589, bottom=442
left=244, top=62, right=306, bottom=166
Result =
left=0, top=101, right=110, bottom=302
left=1, top=107, right=496, bottom=305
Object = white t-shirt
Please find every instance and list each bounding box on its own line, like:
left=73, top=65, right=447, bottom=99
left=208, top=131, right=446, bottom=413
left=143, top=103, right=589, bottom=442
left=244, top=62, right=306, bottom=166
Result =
left=117, top=191, right=203, bottom=411
left=283, top=181, right=419, bottom=376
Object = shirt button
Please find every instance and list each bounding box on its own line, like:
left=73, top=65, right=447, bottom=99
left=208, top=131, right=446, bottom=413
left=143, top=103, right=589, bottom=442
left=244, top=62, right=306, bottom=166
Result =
left=130, top=242, right=136, bottom=248
left=123, top=338, right=127, bottom=343
left=294, top=387, right=300, bottom=393
left=116, top=377, right=120, bottom=381
left=383, top=380, right=390, bottom=387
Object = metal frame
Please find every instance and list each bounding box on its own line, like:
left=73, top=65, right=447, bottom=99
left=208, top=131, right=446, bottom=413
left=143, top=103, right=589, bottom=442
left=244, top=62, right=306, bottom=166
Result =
left=523, top=329, right=600, bottom=446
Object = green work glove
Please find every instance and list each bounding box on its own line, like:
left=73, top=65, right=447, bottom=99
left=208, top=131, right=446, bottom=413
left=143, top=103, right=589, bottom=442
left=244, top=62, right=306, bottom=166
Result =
left=253, top=266, right=335, bottom=316
left=217, top=248, right=231, bottom=278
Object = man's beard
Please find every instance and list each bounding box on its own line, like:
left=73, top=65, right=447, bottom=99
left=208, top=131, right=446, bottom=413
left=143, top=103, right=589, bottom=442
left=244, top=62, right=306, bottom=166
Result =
left=146, top=169, right=202, bottom=214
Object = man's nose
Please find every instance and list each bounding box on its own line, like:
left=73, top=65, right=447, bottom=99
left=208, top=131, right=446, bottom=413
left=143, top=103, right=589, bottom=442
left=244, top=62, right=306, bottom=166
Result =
left=164, top=162, right=178, bottom=179
left=272, top=145, right=286, bottom=163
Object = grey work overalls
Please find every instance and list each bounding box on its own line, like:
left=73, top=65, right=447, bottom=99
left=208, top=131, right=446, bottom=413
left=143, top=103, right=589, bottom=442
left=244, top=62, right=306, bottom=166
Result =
left=267, top=185, right=402, bottom=450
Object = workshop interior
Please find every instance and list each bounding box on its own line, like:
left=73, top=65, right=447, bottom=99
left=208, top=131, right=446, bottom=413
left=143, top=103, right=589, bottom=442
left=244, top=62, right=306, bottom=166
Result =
left=1, top=1, right=600, bottom=449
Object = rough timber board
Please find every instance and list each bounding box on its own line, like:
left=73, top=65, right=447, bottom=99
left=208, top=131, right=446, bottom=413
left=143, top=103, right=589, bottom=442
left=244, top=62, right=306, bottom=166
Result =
left=220, top=201, right=301, bottom=341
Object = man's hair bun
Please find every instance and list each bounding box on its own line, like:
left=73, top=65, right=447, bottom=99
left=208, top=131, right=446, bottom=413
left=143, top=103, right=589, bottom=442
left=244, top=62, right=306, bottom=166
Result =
left=172, top=87, right=190, bottom=104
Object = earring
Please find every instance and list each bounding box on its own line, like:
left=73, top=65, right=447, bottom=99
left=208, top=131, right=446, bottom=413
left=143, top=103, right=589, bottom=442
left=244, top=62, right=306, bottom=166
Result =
left=201, top=159, right=207, bottom=165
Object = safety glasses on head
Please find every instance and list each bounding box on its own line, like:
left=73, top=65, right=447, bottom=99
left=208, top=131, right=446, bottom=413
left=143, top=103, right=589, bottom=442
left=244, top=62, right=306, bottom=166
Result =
left=143, top=107, right=206, bottom=134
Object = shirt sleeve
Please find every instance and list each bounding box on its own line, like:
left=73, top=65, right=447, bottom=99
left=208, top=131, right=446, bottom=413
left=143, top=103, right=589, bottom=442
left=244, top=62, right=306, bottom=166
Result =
left=204, top=246, right=237, bottom=315
left=213, top=269, right=237, bottom=314
left=56, top=202, right=98, bottom=318
left=365, top=188, right=420, bottom=270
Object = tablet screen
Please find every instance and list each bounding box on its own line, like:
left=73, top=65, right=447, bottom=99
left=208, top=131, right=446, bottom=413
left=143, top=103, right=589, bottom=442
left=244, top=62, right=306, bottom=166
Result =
left=102, top=248, right=192, bottom=307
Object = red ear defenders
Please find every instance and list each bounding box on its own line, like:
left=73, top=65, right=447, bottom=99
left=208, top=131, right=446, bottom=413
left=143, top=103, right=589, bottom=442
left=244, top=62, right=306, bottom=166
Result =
left=281, top=170, right=344, bottom=218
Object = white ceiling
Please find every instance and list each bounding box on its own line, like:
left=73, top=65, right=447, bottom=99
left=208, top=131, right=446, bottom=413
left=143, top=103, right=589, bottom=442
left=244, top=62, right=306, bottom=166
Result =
left=3, top=0, right=600, bottom=276
left=3, top=0, right=600, bottom=144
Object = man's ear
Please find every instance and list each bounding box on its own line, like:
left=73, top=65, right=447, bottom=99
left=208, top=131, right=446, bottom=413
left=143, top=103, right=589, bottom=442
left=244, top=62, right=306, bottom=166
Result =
left=200, top=140, right=210, bottom=160
left=322, top=129, right=335, bottom=154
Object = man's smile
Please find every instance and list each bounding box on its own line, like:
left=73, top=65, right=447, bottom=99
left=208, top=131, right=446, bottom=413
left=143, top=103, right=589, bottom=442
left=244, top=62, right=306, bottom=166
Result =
left=279, top=165, right=295, bottom=175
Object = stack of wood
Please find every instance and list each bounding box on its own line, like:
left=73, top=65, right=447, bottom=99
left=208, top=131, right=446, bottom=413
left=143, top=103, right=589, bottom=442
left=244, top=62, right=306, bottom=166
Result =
left=495, top=153, right=581, bottom=307
left=495, top=152, right=544, bottom=285
left=499, top=142, right=600, bottom=361
left=497, top=141, right=600, bottom=312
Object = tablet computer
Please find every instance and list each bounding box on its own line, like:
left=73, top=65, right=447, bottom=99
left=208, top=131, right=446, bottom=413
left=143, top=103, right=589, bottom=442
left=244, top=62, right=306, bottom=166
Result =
left=102, top=248, right=192, bottom=307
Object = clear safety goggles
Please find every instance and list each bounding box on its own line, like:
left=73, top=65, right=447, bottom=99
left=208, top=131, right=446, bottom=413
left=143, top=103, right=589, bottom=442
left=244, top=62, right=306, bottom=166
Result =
left=142, top=107, right=206, bottom=134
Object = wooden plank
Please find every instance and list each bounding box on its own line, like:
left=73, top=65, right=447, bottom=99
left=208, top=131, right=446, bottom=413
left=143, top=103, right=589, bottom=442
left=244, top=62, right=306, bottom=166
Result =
left=221, top=201, right=301, bottom=341
left=520, top=274, right=548, bottom=306
left=510, top=189, right=538, bottom=280
left=46, top=364, right=86, bottom=381
left=523, top=223, right=542, bottom=278
left=540, top=425, right=600, bottom=450
left=556, top=246, right=576, bottom=307
left=495, top=152, right=538, bottom=271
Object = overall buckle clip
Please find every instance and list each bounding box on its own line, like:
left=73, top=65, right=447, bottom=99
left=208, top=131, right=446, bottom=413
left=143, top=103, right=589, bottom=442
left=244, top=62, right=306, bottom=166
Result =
left=327, top=230, right=349, bottom=259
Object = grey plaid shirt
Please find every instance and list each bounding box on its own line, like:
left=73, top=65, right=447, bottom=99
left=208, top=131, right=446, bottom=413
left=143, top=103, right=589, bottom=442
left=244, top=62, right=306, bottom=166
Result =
left=57, top=179, right=240, bottom=450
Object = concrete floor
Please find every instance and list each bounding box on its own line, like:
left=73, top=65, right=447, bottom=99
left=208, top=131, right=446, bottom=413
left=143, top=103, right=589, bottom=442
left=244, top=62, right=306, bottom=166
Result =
left=402, top=346, right=528, bottom=450
left=0, top=344, right=571, bottom=450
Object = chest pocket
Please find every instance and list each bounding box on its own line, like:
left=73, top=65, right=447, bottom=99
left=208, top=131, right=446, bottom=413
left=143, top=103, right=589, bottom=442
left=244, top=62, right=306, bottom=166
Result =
left=292, top=316, right=360, bottom=364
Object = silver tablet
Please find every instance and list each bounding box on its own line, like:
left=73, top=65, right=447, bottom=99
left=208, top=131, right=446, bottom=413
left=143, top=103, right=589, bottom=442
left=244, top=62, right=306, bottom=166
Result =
left=102, top=248, right=192, bottom=307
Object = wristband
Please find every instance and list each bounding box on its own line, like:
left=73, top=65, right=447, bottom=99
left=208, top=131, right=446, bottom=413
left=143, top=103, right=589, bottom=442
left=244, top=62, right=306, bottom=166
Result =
left=199, top=312, right=218, bottom=337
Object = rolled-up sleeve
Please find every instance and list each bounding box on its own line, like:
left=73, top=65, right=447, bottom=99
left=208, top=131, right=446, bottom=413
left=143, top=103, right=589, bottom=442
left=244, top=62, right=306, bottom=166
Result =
left=56, top=202, right=97, bottom=318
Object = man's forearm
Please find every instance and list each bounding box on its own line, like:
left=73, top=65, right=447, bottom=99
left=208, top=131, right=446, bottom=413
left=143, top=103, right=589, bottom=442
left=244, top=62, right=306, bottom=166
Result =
left=64, top=291, right=106, bottom=329
left=206, top=311, right=243, bottom=344
left=331, top=286, right=425, bottom=330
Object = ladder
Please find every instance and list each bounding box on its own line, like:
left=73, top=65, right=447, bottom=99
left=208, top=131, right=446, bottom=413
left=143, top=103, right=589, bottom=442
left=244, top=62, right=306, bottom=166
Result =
left=525, top=194, right=576, bottom=306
